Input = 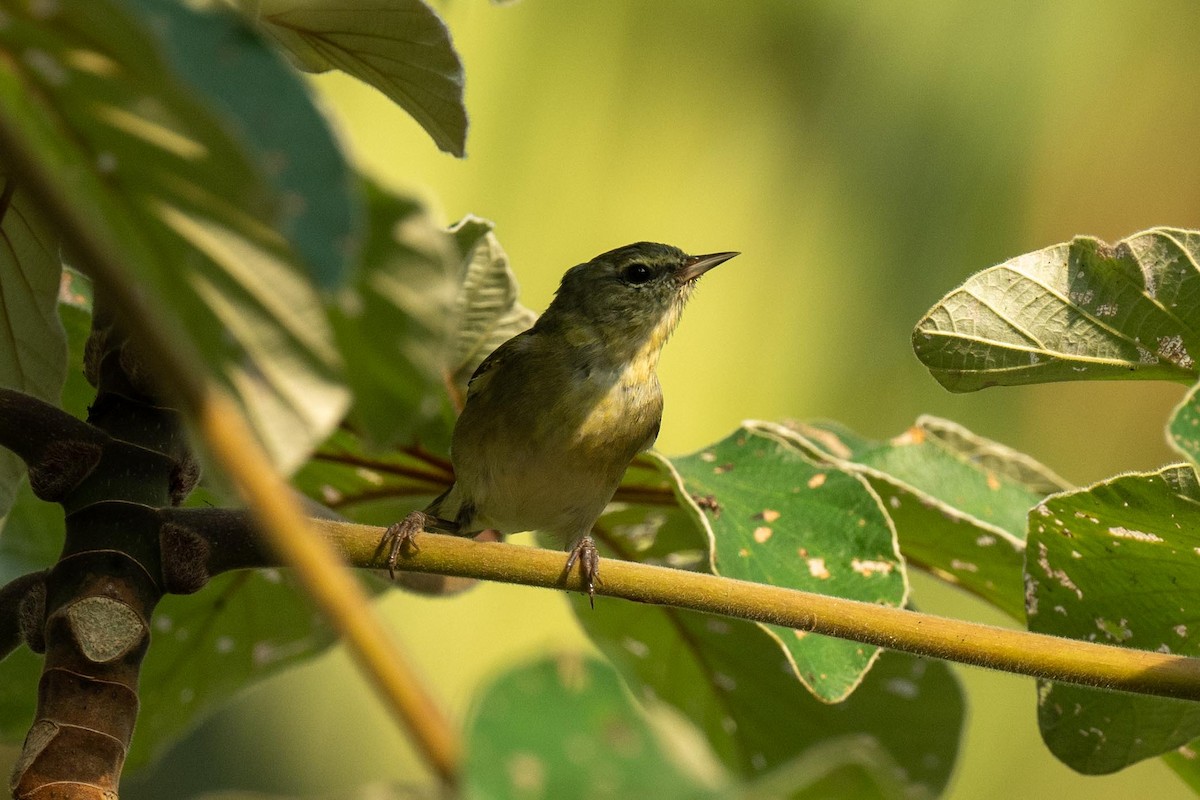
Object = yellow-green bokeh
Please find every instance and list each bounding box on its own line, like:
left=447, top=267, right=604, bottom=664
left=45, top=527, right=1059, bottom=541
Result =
left=127, top=2, right=1200, bottom=798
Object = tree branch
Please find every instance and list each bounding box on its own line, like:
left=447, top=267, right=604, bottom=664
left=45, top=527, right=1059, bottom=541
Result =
left=305, top=520, right=1200, bottom=702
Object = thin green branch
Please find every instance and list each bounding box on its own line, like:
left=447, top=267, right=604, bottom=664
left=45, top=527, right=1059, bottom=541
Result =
left=314, top=520, right=1200, bottom=701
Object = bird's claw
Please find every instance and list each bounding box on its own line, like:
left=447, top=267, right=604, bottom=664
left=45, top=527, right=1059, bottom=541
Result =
left=380, top=512, right=427, bottom=579
left=565, top=536, right=600, bottom=608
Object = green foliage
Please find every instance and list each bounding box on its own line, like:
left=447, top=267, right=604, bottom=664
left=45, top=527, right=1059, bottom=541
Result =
left=246, top=0, right=468, bottom=157
left=1, top=1, right=1199, bottom=797
left=1027, top=467, right=1200, bottom=773
left=0, top=0, right=352, bottom=471
left=0, top=183, right=63, bottom=521
left=775, top=416, right=1064, bottom=619
left=672, top=427, right=905, bottom=701
left=914, top=228, right=1200, bottom=392
left=464, top=655, right=718, bottom=799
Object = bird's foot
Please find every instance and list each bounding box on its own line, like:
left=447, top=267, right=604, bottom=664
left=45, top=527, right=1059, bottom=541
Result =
left=564, top=535, right=600, bottom=607
left=380, top=511, right=429, bottom=579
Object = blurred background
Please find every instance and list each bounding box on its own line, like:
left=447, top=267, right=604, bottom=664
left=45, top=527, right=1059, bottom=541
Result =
left=125, top=1, right=1198, bottom=797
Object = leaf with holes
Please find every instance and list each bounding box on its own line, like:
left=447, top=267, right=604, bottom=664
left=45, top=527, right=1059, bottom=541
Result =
left=0, top=0, right=353, bottom=472
left=670, top=427, right=905, bottom=702
left=1027, top=466, right=1200, bottom=773
left=914, top=228, right=1200, bottom=392
left=249, top=0, right=467, bottom=157
left=465, top=654, right=719, bottom=799
left=763, top=416, right=1066, bottom=619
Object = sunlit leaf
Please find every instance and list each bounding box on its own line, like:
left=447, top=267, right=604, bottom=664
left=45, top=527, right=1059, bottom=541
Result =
left=250, top=0, right=468, bottom=157
left=1027, top=466, right=1200, bottom=773
left=914, top=228, right=1200, bottom=392
left=0, top=0, right=351, bottom=472
left=465, top=654, right=719, bottom=799
left=447, top=216, right=536, bottom=398
left=0, top=181, right=64, bottom=521
left=671, top=426, right=905, bottom=702
left=766, top=416, right=1065, bottom=619
left=329, top=180, right=459, bottom=450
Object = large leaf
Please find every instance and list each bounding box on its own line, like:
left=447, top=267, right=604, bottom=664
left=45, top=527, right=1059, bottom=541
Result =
left=670, top=427, right=906, bottom=702
left=575, top=596, right=963, bottom=797
left=130, top=567, right=335, bottom=769
left=0, top=0, right=352, bottom=472
left=1027, top=466, right=1200, bottom=773
left=914, top=228, right=1200, bottom=392
left=464, top=654, right=719, bottom=800
left=248, top=0, right=468, bottom=157
left=0, top=181, right=64, bottom=521
left=766, top=416, right=1065, bottom=619
left=131, top=0, right=363, bottom=290
left=447, top=216, right=537, bottom=398
left=328, top=180, right=459, bottom=450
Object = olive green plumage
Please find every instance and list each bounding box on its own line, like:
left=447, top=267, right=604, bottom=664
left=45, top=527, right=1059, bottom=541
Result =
left=385, top=242, right=737, bottom=597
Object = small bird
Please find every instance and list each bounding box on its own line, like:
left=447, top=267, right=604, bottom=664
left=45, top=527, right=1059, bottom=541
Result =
left=383, top=242, right=737, bottom=599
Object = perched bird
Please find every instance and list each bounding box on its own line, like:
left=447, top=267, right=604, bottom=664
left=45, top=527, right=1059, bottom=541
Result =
left=383, top=242, right=737, bottom=599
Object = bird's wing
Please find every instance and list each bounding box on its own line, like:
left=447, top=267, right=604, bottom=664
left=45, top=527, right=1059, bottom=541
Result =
left=465, top=330, right=530, bottom=397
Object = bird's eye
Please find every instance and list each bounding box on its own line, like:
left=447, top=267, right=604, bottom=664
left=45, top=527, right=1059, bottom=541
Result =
left=622, top=263, right=654, bottom=284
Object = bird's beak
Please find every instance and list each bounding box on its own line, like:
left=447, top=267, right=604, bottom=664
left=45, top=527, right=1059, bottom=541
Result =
left=679, top=251, right=739, bottom=282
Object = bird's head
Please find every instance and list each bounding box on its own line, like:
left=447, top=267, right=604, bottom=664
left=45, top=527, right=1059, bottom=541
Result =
left=542, top=242, right=738, bottom=357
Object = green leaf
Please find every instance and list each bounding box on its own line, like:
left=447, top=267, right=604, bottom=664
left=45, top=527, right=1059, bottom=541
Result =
left=249, top=0, right=468, bottom=157
left=1162, top=745, right=1200, bottom=794
left=597, top=452, right=712, bottom=572
left=128, top=569, right=335, bottom=769
left=128, top=0, right=363, bottom=290
left=914, top=228, right=1200, bottom=392
left=1027, top=466, right=1200, bottom=773
left=765, top=416, right=1065, bottom=619
left=0, top=181, right=65, bottom=520
left=0, top=0, right=351, bottom=472
left=670, top=427, right=906, bottom=702
left=574, top=598, right=963, bottom=797
left=464, top=654, right=719, bottom=800
left=328, top=179, right=459, bottom=449
left=1168, top=381, right=1200, bottom=472
left=447, top=216, right=537, bottom=397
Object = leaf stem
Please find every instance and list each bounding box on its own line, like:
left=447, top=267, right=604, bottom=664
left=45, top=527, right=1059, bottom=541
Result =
left=316, top=521, right=1200, bottom=701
